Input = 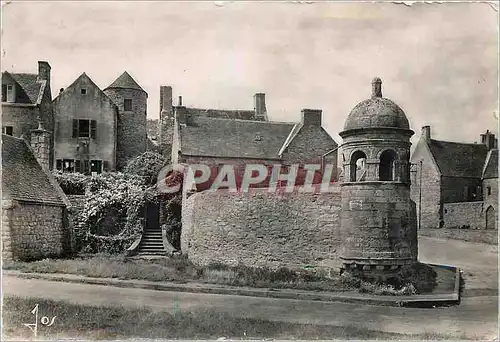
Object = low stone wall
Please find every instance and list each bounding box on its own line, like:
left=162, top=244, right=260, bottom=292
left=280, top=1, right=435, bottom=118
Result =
left=442, top=201, right=484, bottom=229
left=3, top=200, right=67, bottom=261
left=181, top=188, right=343, bottom=270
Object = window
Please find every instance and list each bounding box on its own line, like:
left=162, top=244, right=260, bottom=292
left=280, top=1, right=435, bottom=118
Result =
left=80, top=88, right=87, bottom=95
left=2, top=126, right=13, bottom=136
left=56, top=159, right=75, bottom=173
left=91, top=160, right=102, bottom=175
left=124, top=99, right=132, bottom=112
left=2, top=84, right=14, bottom=102
left=72, top=119, right=97, bottom=138
left=487, top=186, right=492, bottom=196
left=349, top=151, right=367, bottom=182
left=379, top=149, right=399, bottom=181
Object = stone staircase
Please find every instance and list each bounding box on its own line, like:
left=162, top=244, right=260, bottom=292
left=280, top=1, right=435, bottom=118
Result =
left=137, top=227, right=165, bottom=255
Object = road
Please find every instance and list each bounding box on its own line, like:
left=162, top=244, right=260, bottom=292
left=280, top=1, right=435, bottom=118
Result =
left=3, top=236, right=498, bottom=339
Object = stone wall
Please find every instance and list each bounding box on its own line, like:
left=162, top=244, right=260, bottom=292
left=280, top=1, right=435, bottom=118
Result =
left=442, top=201, right=484, bottom=229
left=2, top=200, right=68, bottom=261
left=340, top=182, right=418, bottom=265
left=181, top=188, right=343, bottom=269
left=410, top=138, right=442, bottom=229
left=104, top=88, right=147, bottom=170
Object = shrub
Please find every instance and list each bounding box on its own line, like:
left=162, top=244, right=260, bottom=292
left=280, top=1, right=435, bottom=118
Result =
left=52, top=171, right=91, bottom=195
left=123, top=152, right=168, bottom=185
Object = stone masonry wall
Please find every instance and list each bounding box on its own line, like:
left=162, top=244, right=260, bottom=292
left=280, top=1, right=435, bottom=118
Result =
left=181, top=188, right=343, bottom=270
left=442, top=201, right=484, bottom=229
left=104, top=88, right=147, bottom=170
left=3, top=200, right=67, bottom=261
left=410, top=139, right=441, bottom=229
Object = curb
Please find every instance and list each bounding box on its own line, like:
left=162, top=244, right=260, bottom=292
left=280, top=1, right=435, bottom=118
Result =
left=3, top=264, right=461, bottom=307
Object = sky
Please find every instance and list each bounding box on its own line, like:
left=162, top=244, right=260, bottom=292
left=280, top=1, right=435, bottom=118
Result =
left=1, top=1, right=498, bottom=145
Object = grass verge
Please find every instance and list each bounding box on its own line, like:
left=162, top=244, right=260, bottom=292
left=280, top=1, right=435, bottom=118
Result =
left=2, top=296, right=468, bottom=340
left=3, top=254, right=443, bottom=295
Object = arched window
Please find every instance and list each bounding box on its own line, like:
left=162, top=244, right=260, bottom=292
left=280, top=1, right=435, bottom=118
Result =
left=350, top=151, right=367, bottom=182
left=379, top=150, right=399, bottom=181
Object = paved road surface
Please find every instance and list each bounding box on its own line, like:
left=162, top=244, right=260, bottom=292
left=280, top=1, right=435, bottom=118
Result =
left=3, top=237, right=498, bottom=339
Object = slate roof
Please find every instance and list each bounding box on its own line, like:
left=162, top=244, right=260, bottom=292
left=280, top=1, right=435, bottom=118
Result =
left=428, top=139, right=489, bottom=178
left=2, top=135, right=65, bottom=206
left=179, top=116, right=294, bottom=159
left=2, top=71, right=46, bottom=104
left=482, top=149, right=498, bottom=179
left=105, top=71, right=145, bottom=92
left=184, top=107, right=261, bottom=121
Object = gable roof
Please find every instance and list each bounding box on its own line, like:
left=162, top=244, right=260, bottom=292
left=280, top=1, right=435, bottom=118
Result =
left=482, top=149, right=498, bottom=179
left=427, top=139, right=488, bottom=178
left=2, top=135, right=65, bottom=206
left=179, top=116, right=294, bottom=159
left=184, top=107, right=261, bottom=121
left=53, top=73, right=118, bottom=110
left=2, top=71, right=47, bottom=105
left=104, top=71, right=145, bottom=93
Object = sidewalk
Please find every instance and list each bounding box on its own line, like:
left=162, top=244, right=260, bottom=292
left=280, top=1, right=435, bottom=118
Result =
left=3, top=268, right=459, bottom=307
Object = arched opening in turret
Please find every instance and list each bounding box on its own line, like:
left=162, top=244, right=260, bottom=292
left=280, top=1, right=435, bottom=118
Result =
left=350, top=151, right=367, bottom=182
left=379, top=149, right=399, bottom=181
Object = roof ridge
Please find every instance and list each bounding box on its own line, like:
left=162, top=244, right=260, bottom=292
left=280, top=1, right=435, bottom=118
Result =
left=193, top=116, right=295, bottom=125
left=431, top=138, right=487, bottom=147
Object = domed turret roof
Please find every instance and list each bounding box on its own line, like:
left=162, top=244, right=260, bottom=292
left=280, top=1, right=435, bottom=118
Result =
left=343, top=77, right=409, bottom=131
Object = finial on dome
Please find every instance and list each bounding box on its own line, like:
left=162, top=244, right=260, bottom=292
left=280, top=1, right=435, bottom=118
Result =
left=371, top=77, right=382, bottom=98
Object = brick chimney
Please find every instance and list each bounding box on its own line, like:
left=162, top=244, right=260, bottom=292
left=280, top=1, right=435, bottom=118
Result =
left=37, top=61, right=51, bottom=82
left=160, top=86, right=173, bottom=116
left=254, top=93, right=267, bottom=121
left=301, top=109, right=322, bottom=126
left=480, top=129, right=497, bottom=151
left=421, top=126, right=431, bottom=142
left=30, top=118, right=52, bottom=170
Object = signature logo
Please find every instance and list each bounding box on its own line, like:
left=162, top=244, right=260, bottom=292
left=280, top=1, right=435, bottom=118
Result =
left=23, top=304, right=57, bottom=338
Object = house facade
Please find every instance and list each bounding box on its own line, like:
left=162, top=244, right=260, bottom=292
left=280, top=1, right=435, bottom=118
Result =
left=52, top=71, right=147, bottom=173
left=53, top=73, right=118, bottom=174
left=410, top=126, right=498, bottom=229
left=1, top=61, right=54, bottom=168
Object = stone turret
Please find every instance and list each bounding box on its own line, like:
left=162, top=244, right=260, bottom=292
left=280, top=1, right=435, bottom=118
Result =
left=339, top=77, right=418, bottom=280
left=104, top=71, right=147, bottom=170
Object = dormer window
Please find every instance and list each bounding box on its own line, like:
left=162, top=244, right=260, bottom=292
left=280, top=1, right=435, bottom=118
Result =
left=80, top=88, right=87, bottom=95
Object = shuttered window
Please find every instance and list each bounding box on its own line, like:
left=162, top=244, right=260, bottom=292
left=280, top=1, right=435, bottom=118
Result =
left=103, top=160, right=110, bottom=172
left=72, top=119, right=97, bottom=139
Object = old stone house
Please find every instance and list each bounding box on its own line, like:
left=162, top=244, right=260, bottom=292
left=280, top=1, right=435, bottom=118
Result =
left=1, top=61, right=54, bottom=168
left=53, top=71, right=148, bottom=173
left=410, top=126, right=498, bottom=229
left=159, top=86, right=339, bottom=190
left=2, top=131, right=71, bottom=261
left=53, top=73, right=118, bottom=174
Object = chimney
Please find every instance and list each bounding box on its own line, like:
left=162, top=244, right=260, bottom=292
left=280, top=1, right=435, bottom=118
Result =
left=301, top=109, right=322, bottom=126
left=421, top=126, right=431, bottom=142
left=254, top=93, right=267, bottom=120
left=175, top=105, right=188, bottom=126
left=371, top=77, right=382, bottom=98
left=37, top=61, right=51, bottom=82
left=30, top=117, right=52, bottom=170
left=178, top=96, right=183, bottom=106
left=159, top=86, right=173, bottom=116
left=480, top=129, right=497, bottom=151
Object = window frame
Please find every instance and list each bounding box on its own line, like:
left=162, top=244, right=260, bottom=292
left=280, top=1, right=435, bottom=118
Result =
left=123, top=98, right=133, bottom=112
left=80, top=88, right=87, bottom=95
left=2, top=126, right=13, bottom=136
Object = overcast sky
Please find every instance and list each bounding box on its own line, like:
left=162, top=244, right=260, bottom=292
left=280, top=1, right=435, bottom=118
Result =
left=2, top=1, right=498, bottom=145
